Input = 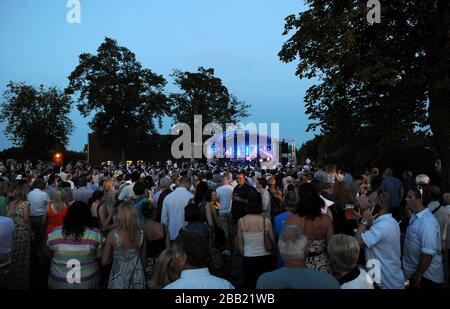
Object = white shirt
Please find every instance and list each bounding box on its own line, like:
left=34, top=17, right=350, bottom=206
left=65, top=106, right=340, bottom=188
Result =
left=161, top=187, right=194, bottom=240
left=434, top=205, right=450, bottom=250
left=164, top=268, right=234, bottom=289
left=118, top=182, right=135, bottom=201
left=216, top=184, right=233, bottom=214
left=361, top=214, right=404, bottom=289
left=340, top=268, right=374, bottom=289
left=403, top=208, right=444, bottom=283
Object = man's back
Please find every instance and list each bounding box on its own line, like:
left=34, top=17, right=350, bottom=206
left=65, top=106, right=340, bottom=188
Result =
left=256, top=267, right=340, bottom=289
left=380, top=176, right=403, bottom=207
left=164, top=268, right=234, bottom=289
left=161, top=187, right=194, bottom=240
left=216, top=184, right=233, bottom=213
left=28, top=189, right=50, bottom=216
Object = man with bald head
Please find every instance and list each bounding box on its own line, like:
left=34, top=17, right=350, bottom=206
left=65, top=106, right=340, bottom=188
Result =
left=256, top=225, right=340, bottom=289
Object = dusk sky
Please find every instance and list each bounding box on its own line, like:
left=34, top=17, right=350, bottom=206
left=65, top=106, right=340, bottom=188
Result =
left=0, top=0, right=318, bottom=151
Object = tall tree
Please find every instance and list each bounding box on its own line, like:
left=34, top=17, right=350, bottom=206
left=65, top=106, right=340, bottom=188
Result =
left=170, top=67, right=250, bottom=129
left=0, top=82, right=73, bottom=156
left=66, top=37, right=169, bottom=161
left=280, top=1, right=450, bottom=189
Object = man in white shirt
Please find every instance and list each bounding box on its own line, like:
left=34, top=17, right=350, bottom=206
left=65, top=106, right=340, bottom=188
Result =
left=216, top=172, right=234, bottom=251
left=161, top=176, right=194, bottom=241
left=355, top=192, right=404, bottom=289
left=164, top=231, right=234, bottom=289
left=403, top=188, right=444, bottom=288
left=118, top=171, right=140, bottom=201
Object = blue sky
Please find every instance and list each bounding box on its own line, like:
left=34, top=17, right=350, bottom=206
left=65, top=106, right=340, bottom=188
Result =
left=0, top=0, right=317, bottom=151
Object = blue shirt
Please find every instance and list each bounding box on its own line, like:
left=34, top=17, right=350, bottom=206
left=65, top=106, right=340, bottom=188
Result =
left=134, top=196, right=147, bottom=225
left=403, top=208, right=444, bottom=283
left=361, top=214, right=404, bottom=289
left=28, top=188, right=50, bottom=216
left=380, top=176, right=403, bottom=208
left=274, top=211, right=291, bottom=268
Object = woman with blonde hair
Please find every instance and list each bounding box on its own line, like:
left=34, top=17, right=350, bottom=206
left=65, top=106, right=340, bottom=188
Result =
left=101, top=201, right=145, bottom=289
left=328, top=234, right=374, bottom=289
left=149, top=248, right=178, bottom=289
left=102, top=180, right=116, bottom=209
left=43, top=188, right=68, bottom=240
left=7, top=184, right=31, bottom=288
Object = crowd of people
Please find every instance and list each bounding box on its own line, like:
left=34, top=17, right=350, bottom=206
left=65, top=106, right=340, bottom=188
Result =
left=0, top=158, right=449, bottom=289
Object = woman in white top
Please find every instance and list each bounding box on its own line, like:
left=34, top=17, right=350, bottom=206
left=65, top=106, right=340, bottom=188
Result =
left=256, top=177, right=271, bottom=219
left=237, top=190, right=275, bottom=288
left=328, top=234, right=374, bottom=289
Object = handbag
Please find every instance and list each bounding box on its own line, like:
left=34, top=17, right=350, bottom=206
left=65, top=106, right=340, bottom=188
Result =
left=263, top=217, right=273, bottom=252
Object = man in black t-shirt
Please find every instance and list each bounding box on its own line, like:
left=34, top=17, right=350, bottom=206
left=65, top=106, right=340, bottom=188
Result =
left=231, top=171, right=257, bottom=223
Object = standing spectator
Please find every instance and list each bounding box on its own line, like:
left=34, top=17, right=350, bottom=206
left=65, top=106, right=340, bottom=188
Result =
left=7, top=184, right=31, bottom=288
left=133, top=181, right=148, bottom=226
left=118, top=171, right=140, bottom=201
left=216, top=172, right=233, bottom=251
left=267, top=176, right=283, bottom=218
left=43, top=188, right=69, bottom=240
left=256, top=225, right=340, bottom=289
left=328, top=234, right=374, bottom=289
left=164, top=231, right=234, bottom=289
left=154, top=176, right=172, bottom=222
left=149, top=248, right=177, bottom=289
left=257, top=177, right=271, bottom=219
left=47, top=202, right=103, bottom=289
left=355, top=192, right=404, bottom=289
left=286, top=183, right=333, bottom=273
left=142, top=202, right=167, bottom=287
left=403, top=188, right=444, bottom=288
left=161, top=176, right=194, bottom=241
left=101, top=180, right=116, bottom=210
left=183, top=201, right=210, bottom=242
left=73, top=177, right=94, bottom=205
left=380, top=168, right=404, bottom=221
left=28, top=178, right=50, bottom=263
left=274, top=191, right=297, bottom=268
left=401, top=171, right=416, bottom=199
left=102, top=201, right=145, bottom=289
left=0, top=181, right=9, bottom=216
left=434, top=193, right=450, bottom=284
left=0, top=215, right=14, bottom=289
left=237, top=191, right=275, bottom=288
left=426, top=185, right=442, bottom=214
left=329, top=182, right=358, bottom=236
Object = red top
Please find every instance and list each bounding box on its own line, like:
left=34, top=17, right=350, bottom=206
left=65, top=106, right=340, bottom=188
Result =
left=45, top=204, right=69, bottom=239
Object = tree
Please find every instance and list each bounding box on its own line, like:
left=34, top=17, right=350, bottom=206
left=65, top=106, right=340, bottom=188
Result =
left=0, top=82, right=73, bottom=156
left=279, top=1, right=450, bottom=189
left=169, top=67, right=250, bottom=129
left=66, top=37, right=169, bottom=161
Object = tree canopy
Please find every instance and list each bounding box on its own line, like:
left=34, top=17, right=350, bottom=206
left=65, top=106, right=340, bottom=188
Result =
left=0, top=82, right=73, bottom=156
left=66, top=37, right=169, bottom=159
left=169, top=67, right=250, bottom=129
left=280, top=0, right=450, bottom=188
